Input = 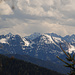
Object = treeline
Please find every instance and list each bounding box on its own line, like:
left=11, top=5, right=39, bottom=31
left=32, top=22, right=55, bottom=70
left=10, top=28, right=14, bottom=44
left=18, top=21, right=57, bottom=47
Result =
left=0, top=54, right=64, bottom=75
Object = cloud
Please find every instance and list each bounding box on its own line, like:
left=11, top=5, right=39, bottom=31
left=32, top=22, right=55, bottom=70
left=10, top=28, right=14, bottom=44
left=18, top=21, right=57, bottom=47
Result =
left=0, top=18, right=24, bottom=28
left=0, top=0, right=75, bottom=37
left=0, top=18, right=75, bottom=37
left=17, top=0, right=75, bottom=25
left=0, top=1, right=13, bottom=15
left=17, top=0, right=61, bottom=17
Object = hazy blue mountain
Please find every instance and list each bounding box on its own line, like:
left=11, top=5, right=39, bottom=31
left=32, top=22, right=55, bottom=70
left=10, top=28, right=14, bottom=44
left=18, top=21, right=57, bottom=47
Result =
left=63, top=34, right=75, bottom=43
left=45, top=33, right=62, bottom=38
left=0, top=33, right=75, bottom=61
left=25, top=32, right=41, bottom=40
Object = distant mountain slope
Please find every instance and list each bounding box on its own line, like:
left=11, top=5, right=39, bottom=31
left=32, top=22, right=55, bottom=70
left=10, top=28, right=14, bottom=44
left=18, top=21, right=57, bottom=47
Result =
left=0, top=54, right=64, bottom=75
left=5, top=54, right=69, bottom=74
left=25, top=32, right=41, bottom=40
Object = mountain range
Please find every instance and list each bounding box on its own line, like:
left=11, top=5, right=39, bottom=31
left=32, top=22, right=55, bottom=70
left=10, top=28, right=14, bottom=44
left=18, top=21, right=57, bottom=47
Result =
left=0, top=32, right=75, bottom=74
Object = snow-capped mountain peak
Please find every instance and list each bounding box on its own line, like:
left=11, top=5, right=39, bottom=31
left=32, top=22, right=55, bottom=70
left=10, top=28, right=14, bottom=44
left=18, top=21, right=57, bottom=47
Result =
left=6, top=33, right=13, bottom=37
left=39, top=34, right=63, bottom=45
left=42, top=34, right=55, bottom=44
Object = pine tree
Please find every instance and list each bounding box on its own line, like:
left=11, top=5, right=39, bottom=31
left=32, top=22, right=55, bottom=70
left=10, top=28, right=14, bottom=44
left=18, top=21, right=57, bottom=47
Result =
left=57, top=44, right=75, bottom=75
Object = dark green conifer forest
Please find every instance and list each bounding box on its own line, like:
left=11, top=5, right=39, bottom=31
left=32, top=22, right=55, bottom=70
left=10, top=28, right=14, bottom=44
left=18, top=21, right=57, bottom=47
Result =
left=0, top=54, right=64, bottom=75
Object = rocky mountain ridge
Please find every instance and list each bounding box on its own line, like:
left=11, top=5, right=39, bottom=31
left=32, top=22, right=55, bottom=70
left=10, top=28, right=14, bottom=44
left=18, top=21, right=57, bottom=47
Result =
left=0, top=33, right=75, bottom=62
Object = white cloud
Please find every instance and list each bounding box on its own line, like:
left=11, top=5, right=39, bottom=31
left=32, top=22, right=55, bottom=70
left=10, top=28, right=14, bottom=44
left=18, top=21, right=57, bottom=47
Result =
left=0, top=0, right=75, bottom=37
left=0, top=1, right=13, bottom=15
left=17, top=0, right=60, bottom=17
left=17, top=0, right=75, bottom=20
left=0, top=18, right=75, bottom=37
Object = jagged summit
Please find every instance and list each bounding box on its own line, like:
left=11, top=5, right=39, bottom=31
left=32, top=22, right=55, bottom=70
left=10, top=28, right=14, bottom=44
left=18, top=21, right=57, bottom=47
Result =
left=6, top=32, right=13, bottom=37
left=25, top=32, right=41, bottom=40
left=45, top=33, right=62, bottom=38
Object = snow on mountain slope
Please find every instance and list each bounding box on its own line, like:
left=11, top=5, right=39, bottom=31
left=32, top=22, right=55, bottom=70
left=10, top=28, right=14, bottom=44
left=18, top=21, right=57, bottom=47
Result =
left=0, top=38, right=9, bottom=44
left=39, top=34, right=63, bottom=45
left=39, top=34, right=62, bottom=49
left=68, top=45, right=75, bottom=54
left=22, top=37, right=30, bottom=46
left=44, top=34, right=55, bottom=44
left=22, top=37, right=35, bottom=50
left=38, top=34, right=56, bottom=45
left=53, top=37, right=63, bottom=43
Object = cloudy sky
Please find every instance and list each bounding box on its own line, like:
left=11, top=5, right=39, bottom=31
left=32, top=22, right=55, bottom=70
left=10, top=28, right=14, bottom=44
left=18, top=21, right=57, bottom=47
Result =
left=0, top=0, right=75, bottom=37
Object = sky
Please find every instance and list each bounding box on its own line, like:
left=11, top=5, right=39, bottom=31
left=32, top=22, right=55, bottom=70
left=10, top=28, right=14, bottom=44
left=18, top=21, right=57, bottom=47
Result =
left=0, top=0, right=75, bottom=37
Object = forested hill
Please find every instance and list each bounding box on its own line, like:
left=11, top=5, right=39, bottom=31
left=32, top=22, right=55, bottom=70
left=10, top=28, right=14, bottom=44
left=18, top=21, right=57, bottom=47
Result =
left=0, top=54, right=64, bottom=75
